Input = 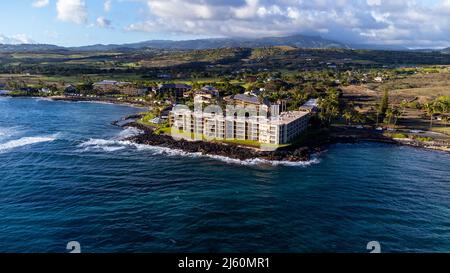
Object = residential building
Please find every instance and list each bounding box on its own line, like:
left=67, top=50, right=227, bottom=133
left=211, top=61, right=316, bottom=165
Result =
left=232, top=93, right=270, bottom=114
left=64, top=85, right=79, bottom=96
left=157, top=83, right=192, bottom=98
left=41, top=88, right=52, bottom=94
left=374, top=76, right=384, bottom=83
left=198, top=85, right=220, bottom=97
left=170, top=95, right=312, bottom=145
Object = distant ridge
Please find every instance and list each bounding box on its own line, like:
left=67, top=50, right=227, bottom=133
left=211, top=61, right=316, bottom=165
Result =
left=0, top=34, right=441, bottom=53
left=0, top=44, right=65, bottom=53
left=70, top=34, right=350, bottom=51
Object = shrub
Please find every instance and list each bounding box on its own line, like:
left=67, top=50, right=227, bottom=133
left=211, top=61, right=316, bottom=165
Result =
left=390, top=133, right=408, bottom=139
left=412, top=135, right=433, bottom=142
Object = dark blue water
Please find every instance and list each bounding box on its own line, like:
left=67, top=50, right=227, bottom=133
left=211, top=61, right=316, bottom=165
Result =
left=0, top=97, right=449, bottom=253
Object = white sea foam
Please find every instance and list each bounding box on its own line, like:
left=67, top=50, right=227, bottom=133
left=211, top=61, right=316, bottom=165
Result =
left=34, top=97, right=53, bottom=102
left=0, top=126, right=23, bottom=141
left=135, top=143, right=322, bottom=166
left=0, top=127, right=13, bottom=138
left=117, top=127, right=143, bottom=139
left=78, top=138, right=128, bottom=152
left=0, top=136, right=56, bottom=153
left=78, top=133, right=321, bottom=167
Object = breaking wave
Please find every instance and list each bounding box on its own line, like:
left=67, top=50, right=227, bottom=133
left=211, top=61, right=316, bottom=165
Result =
left=117, top=127, right=143, bottom=139
left=0, top=136, right=56, bottom=153
left=78, top=129, right=321, bottom=167
left=0, top=127, right=17, bottom=139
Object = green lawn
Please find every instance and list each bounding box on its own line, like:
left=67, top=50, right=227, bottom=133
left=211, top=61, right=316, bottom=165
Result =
left=162, top=128, right=290, bottom=149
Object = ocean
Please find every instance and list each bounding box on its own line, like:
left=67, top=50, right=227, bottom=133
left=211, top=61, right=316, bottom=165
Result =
left=0, top=97, right=449, bottom=253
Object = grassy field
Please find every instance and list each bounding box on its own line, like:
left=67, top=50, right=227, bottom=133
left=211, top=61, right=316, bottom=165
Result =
left=341, top=69, right=450, bottom=136
left=377, top=68, right=450, bottom=102
left=432, top=127, right=450, bottom=135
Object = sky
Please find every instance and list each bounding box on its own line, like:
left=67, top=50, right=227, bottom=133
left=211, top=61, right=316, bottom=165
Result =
left=1, top=0, right=450, bottom=48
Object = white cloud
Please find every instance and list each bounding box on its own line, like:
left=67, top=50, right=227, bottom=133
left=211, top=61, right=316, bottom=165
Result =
left=367, top=0, right=381, bottom=6
left=104, top=0, right=112, bottom=12
left=0, top=34, right=35, bottom=44
left=56, top=0, right=88, bottom=24
left=96, top=17, right=112, bottom=28
left=32, top=0, right=50, bottom=8
left=120, top=0, right=450, bottom=48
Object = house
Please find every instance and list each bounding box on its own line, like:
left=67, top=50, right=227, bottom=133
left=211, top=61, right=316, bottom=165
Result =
left=248, top=88, right=264, bottom=97
left=374, top=77, right=384, bottom=83
left=198, top=85, right=220, bottom=97
left=433, top=113, right=446, bottom=121
left=41, top=88, right=52, bottom=94
left=231, top=93, right=271, bottom=115
left=64, top=85, right=79, bottom=96
left=194, top=93, right=214, bottom=104
left=157, top=83, right=192, bottom=98
left=160, top=106, right=173, bottom=121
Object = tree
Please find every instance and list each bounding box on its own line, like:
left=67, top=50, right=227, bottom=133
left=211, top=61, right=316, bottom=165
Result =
left=318, top=88, right=340, bottom=125
left=423, top=102, right=435, bottom=128
left=384, top=108, right=394, bottom=125
left=400, top=99, right=408, bottom=117
left=392, top=107, right=401, bottom=126
left=343, top=104, right=358, bottom=125
left=379, top=89, right=389, bottom=120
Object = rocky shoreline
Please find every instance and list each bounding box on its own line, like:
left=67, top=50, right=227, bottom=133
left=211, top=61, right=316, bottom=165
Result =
left=123, top=122, right=312, bottom=162
left=115, top=118, right=449, bottom=163
left=50, top=96, right=149, bottom=108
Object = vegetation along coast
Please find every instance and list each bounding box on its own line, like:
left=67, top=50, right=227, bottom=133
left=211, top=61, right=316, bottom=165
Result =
left=1, top=41, right=449, bottom=159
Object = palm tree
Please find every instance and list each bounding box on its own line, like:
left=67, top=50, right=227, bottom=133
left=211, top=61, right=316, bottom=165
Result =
left=423, top=102, right=435, bottom=128
left=389, top=107, right=401, bottom=126
left=343, top=103, right=357, bottom=125
left=384, top=108, right=394, bottom=125
left=443, top=115, right=449, bottom=128
left=343, top=109, right=354, bottom=125
left=352, top=112, right=366, bottom=125
left=379, top=89, right=389, bottom=120
left=400, top=99, right=408, bottom=117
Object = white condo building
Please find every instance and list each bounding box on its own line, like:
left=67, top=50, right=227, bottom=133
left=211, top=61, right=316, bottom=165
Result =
left=169, top=95, right=314, bottom=145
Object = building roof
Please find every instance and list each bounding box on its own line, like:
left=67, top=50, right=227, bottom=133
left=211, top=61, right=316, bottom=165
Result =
left=94, top=80, right=119, bottom=85
left=233, top=94, right=261, bottom=104
left=302, top=99, right=319, bottom=108
left=201, top=85, right=218, bottom=92
left=94, top=80, right=132, bottom=86
left=271, top=111, right=310, bottom=125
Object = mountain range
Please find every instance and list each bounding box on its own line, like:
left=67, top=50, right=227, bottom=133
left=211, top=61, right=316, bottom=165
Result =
left=0, top=34, right=446, bottom=53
